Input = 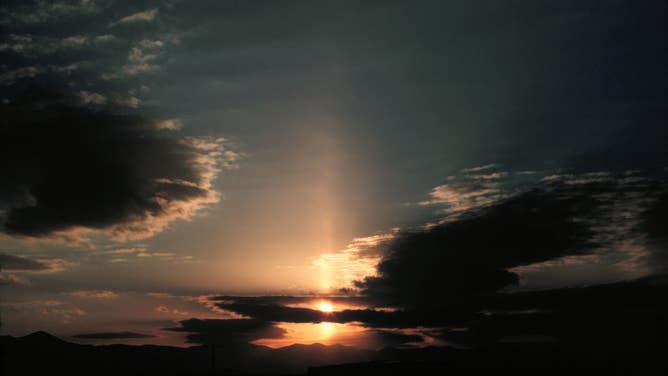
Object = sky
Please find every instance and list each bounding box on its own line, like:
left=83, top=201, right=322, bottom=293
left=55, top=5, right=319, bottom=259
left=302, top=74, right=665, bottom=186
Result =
left=1, top=0, right=667, bottom=351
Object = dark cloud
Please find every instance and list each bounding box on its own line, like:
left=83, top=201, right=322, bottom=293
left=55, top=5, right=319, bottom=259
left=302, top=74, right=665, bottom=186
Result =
left=164, top=318, right=285, bottom=345
left=213, top=297, right=327, bottom=323
left=0, top=253, right=48, bottom=271
left=207, top=296, right=406, bottom=326
left=355, top=184, right=607, bottom=310
left=210, top=296, right=472, bottom=328
left=0, top=1, right=230, bottom=245
left=209, top=295, right=370, bottom=306
left=208, top=276, right=668, bottom=351
left=72, top=331, right=154, bottom=339
left=351, top=172, right=668, bottom=309
left=0, top=88, right=226, bottom=242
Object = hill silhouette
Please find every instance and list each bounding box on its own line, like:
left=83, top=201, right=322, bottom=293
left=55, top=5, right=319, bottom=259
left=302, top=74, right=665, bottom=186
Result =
left=0, top=332, right=379, bottom=375
left=12, top=331, right=69, bottom=346
left=1, top=329, right=667, bottom=375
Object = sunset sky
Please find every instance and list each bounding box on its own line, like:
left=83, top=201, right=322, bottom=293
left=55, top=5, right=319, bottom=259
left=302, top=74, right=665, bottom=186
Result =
left=1, top=0, right=667, bottom=351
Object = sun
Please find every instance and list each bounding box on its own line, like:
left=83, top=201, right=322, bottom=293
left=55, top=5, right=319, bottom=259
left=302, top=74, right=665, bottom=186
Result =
left=317, top=301, right=333, bottom=313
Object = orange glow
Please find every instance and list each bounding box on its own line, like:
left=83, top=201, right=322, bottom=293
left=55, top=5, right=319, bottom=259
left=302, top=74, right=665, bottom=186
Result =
left=284, top=298, right=370, bottom=312
left=252, top=322, right=376, bottom=349
left=317, top=301, right=333, bottom=313
left=251, top=322, right=444, bottom=350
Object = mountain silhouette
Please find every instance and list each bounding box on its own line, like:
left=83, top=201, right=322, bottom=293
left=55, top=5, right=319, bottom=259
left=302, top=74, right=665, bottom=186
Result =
left=1, top=332, right=378, bottom=375
left=12, top=331, right=69, bottom=346
left=1, top=330, right=667, bottom=375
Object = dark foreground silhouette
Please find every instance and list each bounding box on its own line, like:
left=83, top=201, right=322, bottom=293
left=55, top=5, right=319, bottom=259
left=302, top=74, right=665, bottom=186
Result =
left=3, top=276, right=668, bottom=375
left=1, top=330, right=666, bottom=375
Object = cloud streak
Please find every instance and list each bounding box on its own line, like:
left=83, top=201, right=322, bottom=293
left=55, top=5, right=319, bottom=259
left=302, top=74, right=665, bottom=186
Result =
left=165, top=318, right=286, bottom=345
left=0, top=253, right=50, bottom=271
left=110, top=8, right=158, bottom=27
left=64, top=290, right=119, bottom=299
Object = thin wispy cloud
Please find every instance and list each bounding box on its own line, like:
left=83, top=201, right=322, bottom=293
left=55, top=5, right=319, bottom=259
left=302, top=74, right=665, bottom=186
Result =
left=109, top=8, right=158, bottom=27
left=73, top=331, right=155, bottom=339
left=461, top=164, right=499, bottom=173
left=64, top=290, right=119, bottom=299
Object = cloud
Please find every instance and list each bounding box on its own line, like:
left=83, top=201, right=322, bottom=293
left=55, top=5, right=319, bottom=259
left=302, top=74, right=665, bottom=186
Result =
left=416, top=165, right=526, bottom=214
left=165, top=318, right=286, bottom=345
left=155, top=305, right=189, bottom=316
left=0, top=66, right=45, bottom=84
left=462, top=164, right=499, bottom=173
left=212, top=297, right=328, bottom=323
left=337, top=169, right=668, bottom=310
left=72, top=331, right=155, bottom=339
left=128, top=46, right=160, bottom=64
left=146, top=292, right=176, bottom=299
left=60, top=35, right=89, bottom=47
left=10, top=300, right=88, bottom=323
left=0, top=0, right=104, bottom=25
left=0, top=32, right=116, bottom=59
left=418, top=179, right=502, bottom=213
left=94, top=246, right=199, bottom=264
left=299, top=168, right=668, bottom=327
left=205, top=276, right=668, bottom=343
left=0, top=253, right=49, bottom=271
left=121, top=63, right=159, bottom=75
left=107, top=258, right=128, bottom=263
left=311, top=232, right=396, bottom=290
left=0, top=62, right=87, bottom=85
left=356, top=182, right=614, bottom=310
left=0, top=254, right=74, bottom=274
left=189, top=295, right=248, bottom=317
left=110, top=8, right=158, bottom=26
left=42, top=306, right=86, bottom=323
left=204, top=295, right=477, bottom=329
left=0, top=273, right=30, bottom=285
left=64, top=290, right=119, bottom=299
left=115, top=36, right=177, bottom=78
left=469, top=172, right=508, bottom=180
left=0, top=89, right=235, bottom=243
left=77, top=90, right=106, bottom=105
left=94, top=34, right=115, bottom=43
left=112, top=95, right=140, bottom=108
left=439, top=275, right=668, bottom=351
left=310, top=169, right=668, bottom=311
left=155, top=119, right=183, bottom=130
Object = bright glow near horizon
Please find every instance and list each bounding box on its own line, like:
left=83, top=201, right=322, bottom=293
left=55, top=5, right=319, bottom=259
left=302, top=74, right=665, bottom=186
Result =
left=317, top=301, right=334, bottom=313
